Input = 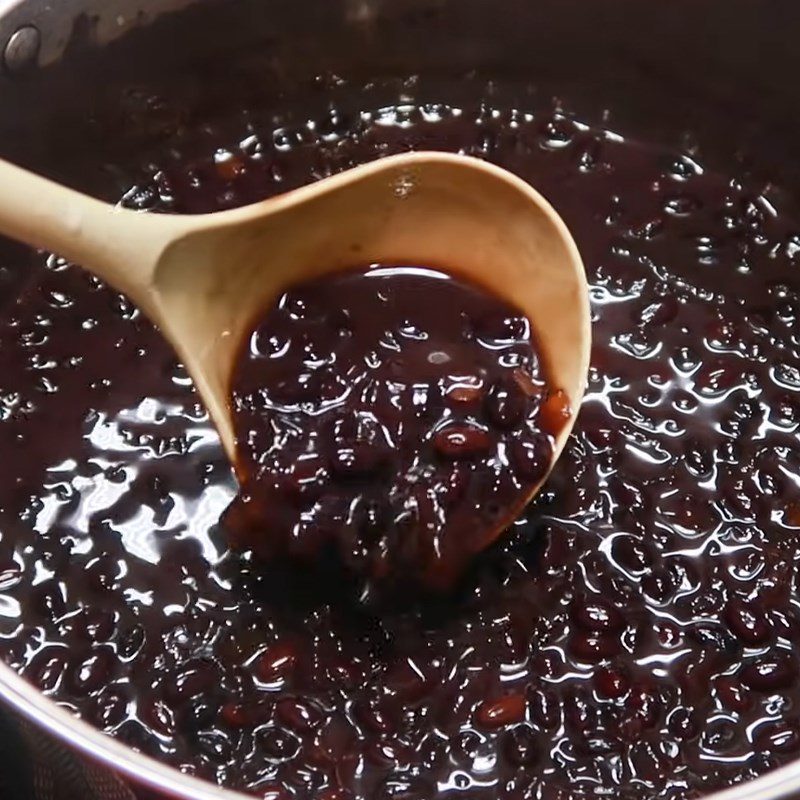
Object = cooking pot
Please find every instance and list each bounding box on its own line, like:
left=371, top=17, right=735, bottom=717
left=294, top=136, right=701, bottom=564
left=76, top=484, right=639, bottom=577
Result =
left=0, top=1, right=798, bottom=799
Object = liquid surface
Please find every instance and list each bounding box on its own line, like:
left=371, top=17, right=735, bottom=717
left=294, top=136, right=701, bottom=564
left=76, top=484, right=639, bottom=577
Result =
left=0, top=77, right=798, bottom=800
left=226, top=267, right=557, bottom=590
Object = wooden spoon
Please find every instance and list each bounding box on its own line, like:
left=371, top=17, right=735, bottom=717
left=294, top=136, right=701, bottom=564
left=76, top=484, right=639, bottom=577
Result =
left=0, top=150, right=590, bottom=517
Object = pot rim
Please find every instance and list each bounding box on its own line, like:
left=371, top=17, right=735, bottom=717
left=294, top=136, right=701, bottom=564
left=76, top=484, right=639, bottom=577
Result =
left=3, top=651, right=800, bottom=800
left=0, top=656, right=254, bottom=799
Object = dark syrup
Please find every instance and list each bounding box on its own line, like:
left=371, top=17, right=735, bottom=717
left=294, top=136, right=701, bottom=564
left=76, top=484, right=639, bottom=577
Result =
left=0, top=84, right=797, bottom=799
left=225, top=266, right=558, bottom=590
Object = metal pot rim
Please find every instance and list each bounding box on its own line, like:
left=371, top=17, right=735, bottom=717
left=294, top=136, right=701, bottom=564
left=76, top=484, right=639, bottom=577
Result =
left=0, top=657, right=252, bottom=799
left=5, top=647, right=800, bottom=800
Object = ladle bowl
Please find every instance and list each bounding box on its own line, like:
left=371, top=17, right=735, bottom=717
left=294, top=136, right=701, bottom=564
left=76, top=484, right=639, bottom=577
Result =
left=0, top=149, right=590, bottom=523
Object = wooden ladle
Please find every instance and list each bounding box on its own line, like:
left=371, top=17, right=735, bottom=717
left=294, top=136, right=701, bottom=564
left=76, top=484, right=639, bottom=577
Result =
left=0, top=151, right=590, bottom=514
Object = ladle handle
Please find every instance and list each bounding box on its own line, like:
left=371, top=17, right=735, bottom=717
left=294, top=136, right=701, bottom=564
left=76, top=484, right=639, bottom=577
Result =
left=0, top=158, right=177, bottom=300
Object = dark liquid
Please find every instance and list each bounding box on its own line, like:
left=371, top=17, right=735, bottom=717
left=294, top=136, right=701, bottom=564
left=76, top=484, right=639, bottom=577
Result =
left=226, top=267, right=556, bottom=590
left=0, top=78, right=798, bottom=799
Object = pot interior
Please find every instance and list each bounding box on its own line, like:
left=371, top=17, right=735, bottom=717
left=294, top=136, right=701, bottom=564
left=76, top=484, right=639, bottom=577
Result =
left=0, top=2, right=798, bottom=800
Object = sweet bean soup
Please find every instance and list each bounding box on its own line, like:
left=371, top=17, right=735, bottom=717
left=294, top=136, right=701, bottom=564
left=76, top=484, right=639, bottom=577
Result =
left=0, top=51, right=798, bottom=800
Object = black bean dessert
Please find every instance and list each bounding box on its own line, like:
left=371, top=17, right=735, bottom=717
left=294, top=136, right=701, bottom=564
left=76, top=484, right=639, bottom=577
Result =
left=224, top=266, right=560, bottom=590
left=0, top=65, right=798, bottom=800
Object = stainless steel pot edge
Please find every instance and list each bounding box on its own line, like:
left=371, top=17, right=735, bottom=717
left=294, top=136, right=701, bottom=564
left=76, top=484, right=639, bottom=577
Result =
left=0, top=660, right=253, bottom=798
left=5, top=647, right=800, bottom=800
left=0, top=1, right=795, bottom=799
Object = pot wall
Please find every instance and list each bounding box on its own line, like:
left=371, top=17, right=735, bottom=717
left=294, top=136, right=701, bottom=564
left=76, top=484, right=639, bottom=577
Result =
left=0, top=0, right=798, bottom=185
